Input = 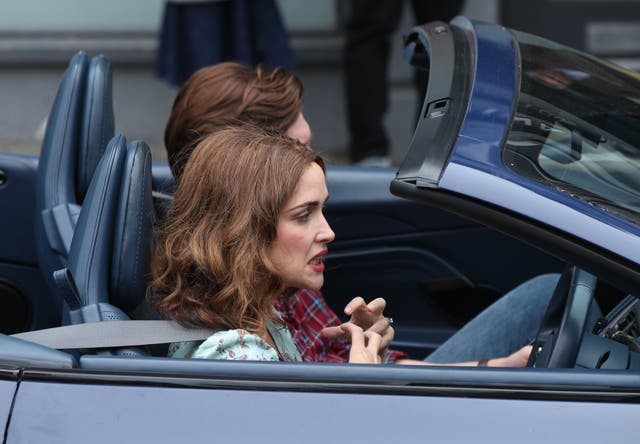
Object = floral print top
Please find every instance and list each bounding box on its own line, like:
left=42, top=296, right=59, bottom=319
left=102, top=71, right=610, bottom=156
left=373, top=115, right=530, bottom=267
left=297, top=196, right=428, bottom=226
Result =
left=194, top=329, right=278, bottom=360
left=169, top=318, right=302, bottom=362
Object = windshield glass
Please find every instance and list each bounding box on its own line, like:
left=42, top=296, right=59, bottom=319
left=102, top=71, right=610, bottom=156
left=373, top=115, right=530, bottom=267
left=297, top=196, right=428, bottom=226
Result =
left=503, top=31, right=640, bottom=225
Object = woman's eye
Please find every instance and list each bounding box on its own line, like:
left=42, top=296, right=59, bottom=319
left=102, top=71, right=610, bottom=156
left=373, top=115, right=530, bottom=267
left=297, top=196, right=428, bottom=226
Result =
left=295, top=211, right=311, bottom=222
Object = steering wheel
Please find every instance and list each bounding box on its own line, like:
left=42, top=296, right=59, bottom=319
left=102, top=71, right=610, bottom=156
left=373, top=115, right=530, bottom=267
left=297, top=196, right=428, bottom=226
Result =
left=528, top=265, right=596, bottom=368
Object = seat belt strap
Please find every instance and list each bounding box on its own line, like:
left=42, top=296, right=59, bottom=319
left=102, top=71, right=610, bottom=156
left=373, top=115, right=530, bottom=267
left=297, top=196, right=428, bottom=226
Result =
left=11, top=320, right=214, bottom=350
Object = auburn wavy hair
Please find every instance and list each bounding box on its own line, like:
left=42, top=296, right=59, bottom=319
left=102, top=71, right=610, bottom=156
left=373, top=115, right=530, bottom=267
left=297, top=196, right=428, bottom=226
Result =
left=164, top=62, right=304, bottom=179
left=151, top=126, right=324, bottom=338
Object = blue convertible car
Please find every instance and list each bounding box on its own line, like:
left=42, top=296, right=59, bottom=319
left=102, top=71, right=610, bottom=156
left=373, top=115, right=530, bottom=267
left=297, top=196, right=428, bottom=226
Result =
left=0, top=16, right=638, bottom=442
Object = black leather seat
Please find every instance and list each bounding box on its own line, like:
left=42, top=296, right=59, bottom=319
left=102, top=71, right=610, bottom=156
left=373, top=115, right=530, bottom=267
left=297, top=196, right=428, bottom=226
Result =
left=34, top=51, right=115, bottom=319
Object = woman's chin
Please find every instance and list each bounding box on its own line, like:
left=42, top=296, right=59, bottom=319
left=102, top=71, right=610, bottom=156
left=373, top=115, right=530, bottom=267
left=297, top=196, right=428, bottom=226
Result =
left=283, top=275, right=324, bottom=292
left=306, top=277, right=324, bottom=292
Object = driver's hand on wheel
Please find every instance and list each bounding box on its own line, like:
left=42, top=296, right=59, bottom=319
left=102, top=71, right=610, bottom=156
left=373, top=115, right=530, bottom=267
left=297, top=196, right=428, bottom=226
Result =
left=488, top=345, right=533, bottom=367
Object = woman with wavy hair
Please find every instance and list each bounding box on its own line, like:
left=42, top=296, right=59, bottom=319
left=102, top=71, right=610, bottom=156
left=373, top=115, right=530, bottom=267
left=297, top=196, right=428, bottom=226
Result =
left=152, top=126, right=383, bottom=363
left=163, top=61, right=404, bottom=364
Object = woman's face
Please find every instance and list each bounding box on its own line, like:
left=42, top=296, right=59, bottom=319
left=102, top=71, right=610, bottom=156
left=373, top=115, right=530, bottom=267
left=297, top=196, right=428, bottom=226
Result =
left=269, top=162, right=334, bottom=291
left=286, top=113, right=311, bottom=145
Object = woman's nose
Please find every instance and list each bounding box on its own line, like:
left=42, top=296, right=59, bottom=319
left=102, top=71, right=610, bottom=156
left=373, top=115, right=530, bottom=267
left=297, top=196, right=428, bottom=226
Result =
left=317, top=215, right=335, bottom=244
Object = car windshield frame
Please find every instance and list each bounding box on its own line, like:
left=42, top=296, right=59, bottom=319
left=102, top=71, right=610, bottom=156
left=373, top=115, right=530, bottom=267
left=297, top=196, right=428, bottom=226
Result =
left=394, top=19, right=473, bottom=187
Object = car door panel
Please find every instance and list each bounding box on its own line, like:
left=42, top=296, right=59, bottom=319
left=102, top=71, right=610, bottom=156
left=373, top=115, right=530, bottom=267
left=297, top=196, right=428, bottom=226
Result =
left=0, top=153, right=57, bottom=332
left=0, top=374, right=17, bottom=439
left=0, top=153, right=38, bottom=265
left=8, top=377, right=638, bottom=443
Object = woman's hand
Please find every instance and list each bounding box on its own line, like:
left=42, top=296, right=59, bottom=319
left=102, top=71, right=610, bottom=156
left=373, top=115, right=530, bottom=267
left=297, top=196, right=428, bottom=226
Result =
left=321, top=296, right=394, bottom=361
left=341, top=323, right=383, bottom=364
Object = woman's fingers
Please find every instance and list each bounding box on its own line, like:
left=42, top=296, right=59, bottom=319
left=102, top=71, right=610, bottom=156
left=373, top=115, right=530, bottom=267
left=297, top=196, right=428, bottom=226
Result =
left=366, top=297, right=386, bottom=316
left=341, top=322, right=364, bottom=343
left=344, top=296, right=366, bottom=316
left=366, top=318, right=393, bottom=350
left=324, top=319, right=393, bottom=350
left=380, top=325, right=394, bottom=349
left=365, top=331, right=383, bottom=364
left=345, top=323, right=384, bottom=365
left=368, top=315, right=393, bottom=334
left=345, top=296, right=389, bottom=332
left=320, top=325, right=346, bottom=339
left=364, top=331, right=382, bottom=352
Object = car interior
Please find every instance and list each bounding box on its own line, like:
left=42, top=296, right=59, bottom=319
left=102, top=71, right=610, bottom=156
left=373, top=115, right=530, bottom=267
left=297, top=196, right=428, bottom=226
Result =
left=1, top=28, right=639, bottom=383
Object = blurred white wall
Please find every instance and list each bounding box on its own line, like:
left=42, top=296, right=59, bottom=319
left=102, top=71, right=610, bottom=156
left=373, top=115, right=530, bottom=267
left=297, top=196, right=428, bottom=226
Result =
left=0, top=0, right=165, bottom=31
left=0, top=0, right=340, bottom=32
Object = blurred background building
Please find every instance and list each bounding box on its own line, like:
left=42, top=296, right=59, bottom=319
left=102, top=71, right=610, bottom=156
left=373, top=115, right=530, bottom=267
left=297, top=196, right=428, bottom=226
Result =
left=1, top=0, right=639, bottom=165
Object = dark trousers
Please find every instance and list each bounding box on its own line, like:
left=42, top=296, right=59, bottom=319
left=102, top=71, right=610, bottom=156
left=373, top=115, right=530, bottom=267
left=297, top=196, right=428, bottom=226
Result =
left=344, top=0, right=465, bottom=162
left=156, top=0, right=293, bottom=87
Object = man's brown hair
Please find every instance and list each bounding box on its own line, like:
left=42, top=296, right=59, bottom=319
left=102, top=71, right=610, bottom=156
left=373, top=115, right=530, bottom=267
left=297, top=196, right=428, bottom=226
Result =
left=164, top=62, right=303, bottom=179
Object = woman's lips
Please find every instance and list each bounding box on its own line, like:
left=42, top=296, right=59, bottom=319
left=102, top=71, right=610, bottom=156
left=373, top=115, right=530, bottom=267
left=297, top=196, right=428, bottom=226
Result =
left=308, top=251, right=327, bottom=272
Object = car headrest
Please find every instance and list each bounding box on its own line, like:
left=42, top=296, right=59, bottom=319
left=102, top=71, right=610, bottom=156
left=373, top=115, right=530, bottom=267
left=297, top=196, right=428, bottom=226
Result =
left=35, top=51, right=89, bottom=316
left=37, top=51, right=89, bottom=212
left=77, top=55, right=115, bottom=201
left=110, top=140, right=155, bottom=312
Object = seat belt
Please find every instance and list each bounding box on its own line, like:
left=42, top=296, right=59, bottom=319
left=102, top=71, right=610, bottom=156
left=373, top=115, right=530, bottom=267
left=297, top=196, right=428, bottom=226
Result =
left=11, top=320, right=214, bottom=350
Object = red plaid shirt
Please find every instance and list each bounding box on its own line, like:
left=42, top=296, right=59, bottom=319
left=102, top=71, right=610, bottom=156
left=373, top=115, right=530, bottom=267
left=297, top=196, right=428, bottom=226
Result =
left=275, top=289, right=407, bottom=363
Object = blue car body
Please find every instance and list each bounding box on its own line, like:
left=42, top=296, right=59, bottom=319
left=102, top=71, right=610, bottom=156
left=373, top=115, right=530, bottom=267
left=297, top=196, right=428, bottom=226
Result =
left=0, top=17, right=639, bottom=443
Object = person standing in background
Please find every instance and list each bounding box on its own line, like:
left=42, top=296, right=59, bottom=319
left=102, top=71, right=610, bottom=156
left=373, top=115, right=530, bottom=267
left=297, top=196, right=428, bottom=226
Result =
left=156, top=0, right=294, bottom=87
left=344, top=1, right=465, bottom=166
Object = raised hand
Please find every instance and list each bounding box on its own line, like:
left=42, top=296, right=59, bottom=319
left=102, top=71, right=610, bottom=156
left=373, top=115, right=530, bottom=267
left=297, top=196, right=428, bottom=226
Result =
left=341, top=323, right=383, bottom=364
left=321, top=296, right=394, bottom=361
